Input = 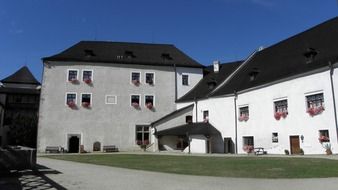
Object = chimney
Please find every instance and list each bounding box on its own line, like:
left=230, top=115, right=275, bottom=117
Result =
left=213, top=60, right=220, bottom=73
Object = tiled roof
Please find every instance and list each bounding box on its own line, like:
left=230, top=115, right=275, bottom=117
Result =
left=1, top=66, right=40, bottom=85
left=43, top=41, right=204, bottom=68
left=155, top=122, right=220, bottom=136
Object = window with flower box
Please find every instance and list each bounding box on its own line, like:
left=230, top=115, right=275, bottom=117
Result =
left=81, top=93, right=92, bottom=108
left=67, top=70, right=78, bottom=83
left=306, top=93, right=325, bottom=116
left=136, top=125, right=150, bottom=146
left=238, top=106, right=249, bottom=122
left=82, top=70, right=93, bottom=84
left=243, top=136, right=254, bottom=153
left=131, top=72, right=141, bottom=86
left=66, top=93, right=77, bottom=108
left=318, top=130, right=330, bottom=143
left=274, top=99, right=288, bottom=120
left=145, top=95, right=154, bottom=109
left=145, top=73, right=154, bottom=85
left=131, top=95, right=140, bottom=108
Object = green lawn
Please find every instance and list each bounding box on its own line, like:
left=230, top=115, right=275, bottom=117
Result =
left=43, top=154, right=338, bottom=178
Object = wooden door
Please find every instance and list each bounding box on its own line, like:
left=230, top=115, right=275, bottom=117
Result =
left=290, top=136, right=300, bottom=154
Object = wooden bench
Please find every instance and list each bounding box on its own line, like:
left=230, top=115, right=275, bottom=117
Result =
left=103, top=145, right=119, bottom=152
left=45, top=146, right=61, bottom=153
left=254, top=147, right=267, bottom=155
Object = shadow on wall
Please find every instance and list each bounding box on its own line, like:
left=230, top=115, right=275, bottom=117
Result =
left=0, top=164, right=67, bottom=190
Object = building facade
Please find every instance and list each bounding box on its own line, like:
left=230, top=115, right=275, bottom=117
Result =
left=154, top=17, right=338, bottom=155
left=37, top=42, right=203, bottom=152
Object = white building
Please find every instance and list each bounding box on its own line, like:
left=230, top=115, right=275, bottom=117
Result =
left=153, top=17, right=338, bottom=155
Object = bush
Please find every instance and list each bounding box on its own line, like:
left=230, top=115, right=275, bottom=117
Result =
left=300, top=148, right=304, bottom=155
left=284, top=149, right=290, bottom=155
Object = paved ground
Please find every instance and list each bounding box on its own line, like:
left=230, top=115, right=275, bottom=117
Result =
left=33, top=157, right=338, bottom=190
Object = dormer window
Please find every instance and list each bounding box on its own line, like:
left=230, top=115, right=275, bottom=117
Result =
left=125, top=51, right=135, bottom=59
left=207, top=79, right=217, bottom=90
left=303, top=48, right=318, bottom=64
left=161, top=53, right=172, bottom=60
left=84, top=49, right=95, bottom=57
left=248, top=68, right=260, bottom=81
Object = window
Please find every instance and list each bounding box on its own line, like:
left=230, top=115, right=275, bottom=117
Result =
left=203, top=110, right=209, bottom=122
left=243, top=136, right=254, bottom=153
left=318, top=130, right=330, bottom=143
left=82, top=70, right=93, bottom=84
left=186, top=115, right=192, bottom=123
left=145, top=95, right=154, bottom=109
left=274, top=99, right=288, bottom=120
left=182, top=74, right=189, bottom=86
left=131, top=95, right=140, bottom=108
left=306, top=93, right=325, bottom=116
left=238, top=106, right=249, bottom=121
left=145, top=73, right=154, bottom=85
left=272, top=133, right=278, bottom=143
left=68, top=70, right=78, bottom=82
left=105, top=95, right=117, bottom=104
left=136, top=125, right=150, bottom=145
left=81, top=93, right=91, bottom=108
left=66, top=93, right=76, bottom=107
left=131, top=72, right=140, bottom=85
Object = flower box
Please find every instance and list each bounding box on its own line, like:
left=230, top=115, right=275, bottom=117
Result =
left=307, top=106, right=324, bottom=116
left=238, top=115, right=249, bottom=122
left=132, top=102, right=140, bottom=108
left=132, top=80, right=140, bottom=86
left=69, top=78, right=78, bottom=83
left=318, top=136, right=330, bottom=143
left=67, top=101, right=76, bottom=108
left=146, top=102, right=153, bottom=109
left=84, top=78, right=92, bottom=84
left=82, top=102, right=91, bottom=108
left=243, top=145, right=254, bottom=153
left=274, top=111, right=288, bottom=120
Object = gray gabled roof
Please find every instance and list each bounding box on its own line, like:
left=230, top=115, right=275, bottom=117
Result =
left=1, top=66, right=40, bottom=85
left=43, top=41, right=204, bottom=68
left=151, top=104, right=194, bottom=126
left=155, top=122, right=220, bottom=136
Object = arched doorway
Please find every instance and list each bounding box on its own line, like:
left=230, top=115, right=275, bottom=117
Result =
left=68, top=135, right=80, bottom=153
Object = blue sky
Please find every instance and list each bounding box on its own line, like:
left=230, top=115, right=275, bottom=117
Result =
left=0, top=0, right=337, bottom=81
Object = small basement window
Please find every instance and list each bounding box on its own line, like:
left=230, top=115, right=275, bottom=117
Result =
left=81, top=93, right=91, bottom=108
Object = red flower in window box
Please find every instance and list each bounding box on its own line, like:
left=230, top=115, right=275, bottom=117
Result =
left=84, top=78, right=92, bottom=84
left=243, top=145, right=254, bottom=153
left=82, top=102, right=90, bottom=108
left=143, top=140, right=150, bottom=145
left=318, top=136, right=330, bottom=143
left=146, top=102, right=153, bottom=109
left=307, top=106, right=324, bottom=116
left=132, top=80, right=140, bottom=86
left=67, top=101, right=76, bottom=108
left=136, top=140, right=142, bottom=145
left=132, top=102, right=140, bottom=108
left=238, top=115, right=249, bottom=122
left=69, top=78, right=78, bottom=83
left=274, top=111, right=288, bottom=120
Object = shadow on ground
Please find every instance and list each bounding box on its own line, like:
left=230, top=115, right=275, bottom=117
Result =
left=0, top=164, right=66, bottom=190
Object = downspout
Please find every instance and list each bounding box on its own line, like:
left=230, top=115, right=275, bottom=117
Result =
left=234, top=91, right=238, bottom=154
left=329, top=62, right=338, bottom=142
left=174, top=63, right=178, bottom=101
left=194, top=98, right=198, bottom=122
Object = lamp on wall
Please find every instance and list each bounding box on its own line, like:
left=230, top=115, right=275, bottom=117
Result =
left=301, top=135, right=304, bottom=143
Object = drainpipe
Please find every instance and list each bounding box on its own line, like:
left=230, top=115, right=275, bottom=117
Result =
left=174, top=63, right=178, bottom=101
left=329, top=62, right=338, bottom=142
left=234, top=91, right=238, bottom=154
left=194, top=98, right=198, bottom=122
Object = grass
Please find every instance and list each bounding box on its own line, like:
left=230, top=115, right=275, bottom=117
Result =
left=43, top=154, right=338, bottom=178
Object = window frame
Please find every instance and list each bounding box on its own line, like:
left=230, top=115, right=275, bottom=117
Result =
left=82, top=69, right=94, bottom=82
left=145, top=72, right=155, bottom=85
left=306, top=92, right=324, bottom=109
left=203, top=110, right=209, bottom=122
left=135, top=125, right=150, bottom=145
left=130, top=71, right=141, bottom=85
left=67, top=69, right=79, bottom=82
left=81, top=93, right=92, bottom=106
left=130, top=94, right=141, bottom=107
left=272, top=132, right=278, bottom=143
left=65, top=92, right=77, bottom=106
left=105, top=95, right=117, bottom=105
left=182, top=74, right=189, bottom=86
left=144, top=94, right=155, bottom=108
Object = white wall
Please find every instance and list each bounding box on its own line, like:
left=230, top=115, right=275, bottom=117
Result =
left=176, top=67, right=203, bottom=99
